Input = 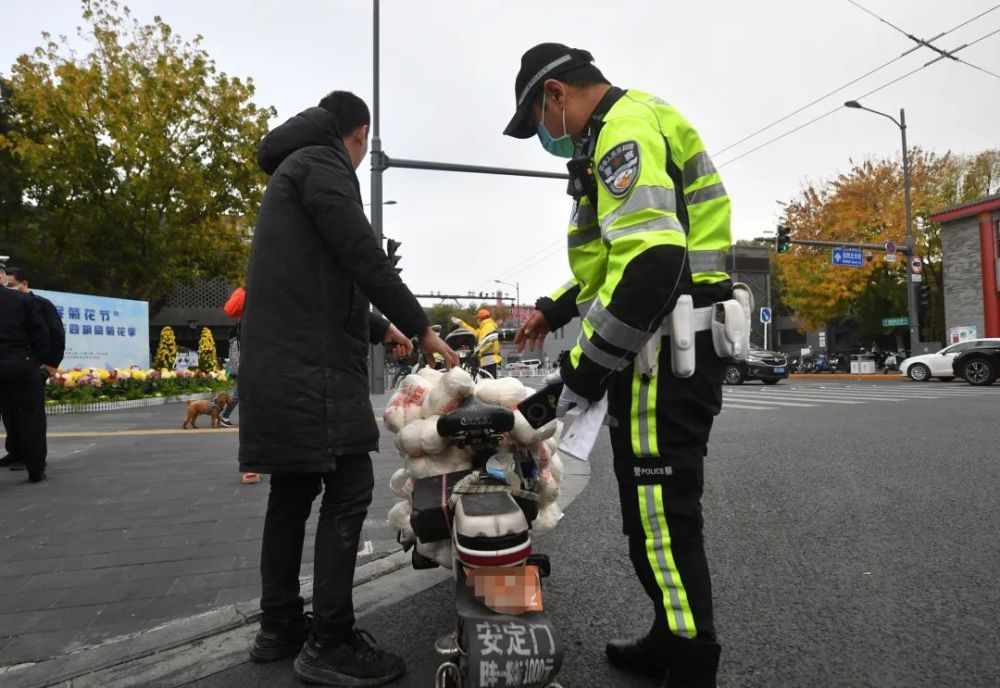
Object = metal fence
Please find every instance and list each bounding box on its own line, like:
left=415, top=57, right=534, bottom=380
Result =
left=44, top=392, right=216, bottom=416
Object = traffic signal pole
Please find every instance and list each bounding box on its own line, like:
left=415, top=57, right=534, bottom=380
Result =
left=368, top=0, right=568, bottom=394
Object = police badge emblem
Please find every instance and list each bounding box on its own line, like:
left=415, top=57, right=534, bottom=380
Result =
left=597, top=141, right=640, bottom=198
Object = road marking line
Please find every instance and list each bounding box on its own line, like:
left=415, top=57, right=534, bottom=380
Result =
left=726, top=392, right=863, bottom=404
left=720, top=397, right=814, bottom=407
left=721, top=403, right=779, bottom=410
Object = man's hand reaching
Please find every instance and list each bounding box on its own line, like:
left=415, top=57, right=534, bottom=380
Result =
left=418, top=327, right=459, bottom=369
left=514, top=310, right=552, bottom=353
left=383, top=325, right=414, bottom=358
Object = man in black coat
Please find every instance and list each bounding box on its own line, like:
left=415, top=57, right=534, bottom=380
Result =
left=3, top=268, right=65, bottom=475
left=0, top=264, right=50, bottom=483
left=238, top=91, right=457, bottom=685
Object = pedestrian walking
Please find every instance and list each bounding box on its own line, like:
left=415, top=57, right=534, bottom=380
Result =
left=239, top=90, right=457, bottom=685
left=0, top=264, right=50, bottom=483
left=505, top=44, right=734, bottom=688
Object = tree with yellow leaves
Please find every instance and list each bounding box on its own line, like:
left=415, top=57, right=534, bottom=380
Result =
left=775, top=148, right=997, bottom=344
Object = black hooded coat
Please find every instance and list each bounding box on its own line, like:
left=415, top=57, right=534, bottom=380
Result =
left=238, top=107, right=428, bottom=473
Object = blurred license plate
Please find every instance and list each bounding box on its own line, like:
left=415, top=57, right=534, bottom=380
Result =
left=773, top=367, right=785, bottom=374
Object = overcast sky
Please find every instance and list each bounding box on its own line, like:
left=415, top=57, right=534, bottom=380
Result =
left=3, top=1, right=998, bottom=306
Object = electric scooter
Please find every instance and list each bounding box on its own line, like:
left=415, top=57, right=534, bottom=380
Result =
left=409, top=396, right=564, bottom=688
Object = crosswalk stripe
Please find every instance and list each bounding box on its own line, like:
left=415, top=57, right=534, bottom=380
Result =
left=742, top=391, right=914, bottom=402
left=721, top=403, right=781, bottom=410
left=725, top=392, right=863, bottom=404
left=722, top=397, right=814, bottom=407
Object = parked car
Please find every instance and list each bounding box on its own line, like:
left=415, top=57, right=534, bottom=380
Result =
left=724, top=348, right=789, bottom=385
left=899, top=338, right=1000, bottom=381
left=952, top=343, right=1000, bottom=386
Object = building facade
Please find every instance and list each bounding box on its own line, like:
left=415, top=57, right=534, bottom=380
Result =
left=931, top=193, right=1000, bottom=342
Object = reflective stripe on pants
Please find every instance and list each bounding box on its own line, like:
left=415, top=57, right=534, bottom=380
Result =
left=607, top=331, right=725, bottom=642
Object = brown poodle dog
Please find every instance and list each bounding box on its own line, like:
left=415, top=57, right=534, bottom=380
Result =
left=182, top=393, right=231, bottom=429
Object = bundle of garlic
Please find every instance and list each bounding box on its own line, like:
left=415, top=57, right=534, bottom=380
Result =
left=383, top=368, right=566, bottom=569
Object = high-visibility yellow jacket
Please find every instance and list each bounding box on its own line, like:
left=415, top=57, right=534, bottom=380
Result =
left=456, top=317, right=502, bottom=367
left=536, top=88, right=732, bottom=399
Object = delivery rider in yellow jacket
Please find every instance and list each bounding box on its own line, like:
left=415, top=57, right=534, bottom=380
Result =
left=504, top=43, right=735, bottom=688
left=452, top=309, right=502, bottom=379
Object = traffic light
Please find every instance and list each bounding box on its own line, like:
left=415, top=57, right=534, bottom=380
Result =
left=918, top=283, right=931, bottom=321
left=386, top=238, right=402, bottom=274
left=776, top=226, right=791, bottom=253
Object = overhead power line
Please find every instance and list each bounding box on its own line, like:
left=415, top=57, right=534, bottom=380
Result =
left=715, top=22, right=1000, bottom=168
left=713, top=4, right=1000, bottom=159
left=847, top=0, right=1000, bottom=82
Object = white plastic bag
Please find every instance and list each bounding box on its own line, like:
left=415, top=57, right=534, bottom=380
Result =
left=383, top=374, right=433, bottom=432
left=422, top=367, right=475, bottom=418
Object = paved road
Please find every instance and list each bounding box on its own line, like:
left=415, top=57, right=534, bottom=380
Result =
left=186, top=379, right=1000, bottom=688
left=0, top=394, right=403, bottom=667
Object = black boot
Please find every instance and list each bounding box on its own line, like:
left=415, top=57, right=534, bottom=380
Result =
left=294, top=629, right=405, bottom=687
left=606, top=634, right=670, bottom=678
left=0, top=455, right=16, bottom=467
left=664, top=637, right=721, bottom=688
left=250, top=612, right=312, bottom=663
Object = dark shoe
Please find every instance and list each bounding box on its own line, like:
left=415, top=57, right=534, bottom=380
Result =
left=27, top=472, right=46, bottom=484
left=0, top=455, right=16, bottom=467
left=9, top=461, right=26, bottom=471
left=606, top=635, right=669, bottom=679
left=219, top=417, right=235, bottom=427
left=294, top=630, right=405, bottom=687
left=249, top=612, right=312, bottom=663
left=664, top=638, right=721, bottom=688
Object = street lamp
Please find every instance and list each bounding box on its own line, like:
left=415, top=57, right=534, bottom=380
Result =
left=844, top=100, right=919, bottom=350
left=494, top=280, right=520, bottom=325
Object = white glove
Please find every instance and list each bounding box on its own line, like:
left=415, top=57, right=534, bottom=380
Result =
left=544, top=370, right=590, bottom=417
left=450, top=316, right=463, bottom=326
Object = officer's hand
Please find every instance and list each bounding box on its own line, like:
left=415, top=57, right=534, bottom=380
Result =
left=382, top=325, right=414, bottom=358
left=515, top=310, right=551, bottom=353
left=544, top=369, right=589, bottom=417
left=418, top=327, right=460, bottom=370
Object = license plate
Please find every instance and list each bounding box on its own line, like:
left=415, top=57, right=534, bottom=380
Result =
left=773, top=367, right=785, bottom=374
left=465, top=565, right=544, bottom=615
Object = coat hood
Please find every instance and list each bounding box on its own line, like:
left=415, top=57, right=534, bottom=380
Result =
left=257, top=106, right=347, bottom=175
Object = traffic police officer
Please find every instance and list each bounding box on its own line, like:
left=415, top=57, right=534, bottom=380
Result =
left=0, top=264, right=50, bottom=483
left=452, top=308, right=502, bottom=378
left=505, top=44, right=732, bottom=688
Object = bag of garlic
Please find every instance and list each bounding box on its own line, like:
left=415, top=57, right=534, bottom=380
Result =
left=384, top=370, right=569, bottom=571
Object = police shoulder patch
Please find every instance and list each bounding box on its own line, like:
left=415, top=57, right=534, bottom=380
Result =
left=597, top=140, right=640, bottom=198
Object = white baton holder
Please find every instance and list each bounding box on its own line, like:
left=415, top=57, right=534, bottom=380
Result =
left=668, top=294, right=696, bottom=378
left=711, top=283, right=754, bottom=360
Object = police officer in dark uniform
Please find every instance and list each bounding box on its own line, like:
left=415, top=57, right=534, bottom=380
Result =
left=2, top=267, right=65, bottom=474
left=0, top=264, right=50, bottom=483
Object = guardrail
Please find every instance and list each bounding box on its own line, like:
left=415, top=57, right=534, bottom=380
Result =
left=44, top=392, right=217, bottom=416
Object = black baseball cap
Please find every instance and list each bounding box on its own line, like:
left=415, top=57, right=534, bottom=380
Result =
left=503, top=43, right=595, bottom=139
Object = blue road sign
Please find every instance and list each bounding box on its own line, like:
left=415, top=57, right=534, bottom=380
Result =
left=760, top=307, right=772, bottom=324
left=832, top=248, right=865, bottom=268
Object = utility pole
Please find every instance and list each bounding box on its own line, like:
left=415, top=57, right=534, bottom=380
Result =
left=845, top=101, right=919, bottom=351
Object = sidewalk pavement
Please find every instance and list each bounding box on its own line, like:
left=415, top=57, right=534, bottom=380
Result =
left=0, top=392, right=400, bottom=671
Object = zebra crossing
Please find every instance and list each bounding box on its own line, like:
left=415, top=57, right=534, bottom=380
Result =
left=722, top=382, right=1000, bottom=412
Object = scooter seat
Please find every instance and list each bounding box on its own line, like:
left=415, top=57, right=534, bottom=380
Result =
left=454, top=491, right=531, bottom=568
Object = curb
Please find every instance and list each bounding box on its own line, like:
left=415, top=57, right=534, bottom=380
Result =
left=2, top=449, right=592, bottom=688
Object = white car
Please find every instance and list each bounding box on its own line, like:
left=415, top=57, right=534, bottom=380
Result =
left=900, top=338, right=1000, bottom=381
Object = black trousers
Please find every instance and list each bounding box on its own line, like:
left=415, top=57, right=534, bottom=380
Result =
left=481, top=363, right=498, bottom=379
left=0, top=363, right=47, bottom=476
left=606, top=332, right=724, bottom=650
left=260, top=454, right=374, bottom=644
